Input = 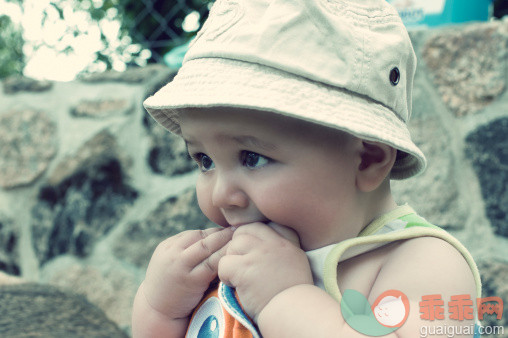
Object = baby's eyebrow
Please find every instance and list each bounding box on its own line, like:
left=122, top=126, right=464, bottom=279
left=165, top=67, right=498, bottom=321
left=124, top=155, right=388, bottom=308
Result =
left=227, top=135, right=277, bottom=151
left=184, top=135, right=277, bottom=151
left=184, top=139, right=197, bottom=147
left=183, top=139, right=201, bottom=154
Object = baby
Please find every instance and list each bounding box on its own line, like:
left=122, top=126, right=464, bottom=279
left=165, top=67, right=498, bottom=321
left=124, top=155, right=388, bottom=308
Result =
left=132, top=0, right=481, bottom=337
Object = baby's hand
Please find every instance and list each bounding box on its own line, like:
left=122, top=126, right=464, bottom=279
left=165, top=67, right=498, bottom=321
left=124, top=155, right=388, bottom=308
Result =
left=218, top=222, right=313, bottom=322
left=141, top=227, right=234, bottom=322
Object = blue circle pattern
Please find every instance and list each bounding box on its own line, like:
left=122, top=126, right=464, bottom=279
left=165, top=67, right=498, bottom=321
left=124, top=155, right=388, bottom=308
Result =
left=197, top=315, right=220, bottom=338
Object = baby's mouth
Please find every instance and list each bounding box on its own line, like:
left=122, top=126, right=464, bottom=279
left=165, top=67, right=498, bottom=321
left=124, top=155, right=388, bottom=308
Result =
left=226, top=219, right=271, bottom=229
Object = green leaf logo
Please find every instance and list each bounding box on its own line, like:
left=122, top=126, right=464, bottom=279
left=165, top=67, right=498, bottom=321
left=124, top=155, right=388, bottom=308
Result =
left=341, top=289, right=410, bottom=336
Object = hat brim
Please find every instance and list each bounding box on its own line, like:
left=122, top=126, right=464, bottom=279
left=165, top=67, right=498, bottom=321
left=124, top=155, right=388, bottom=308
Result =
left=144, top=58, right=426, bottom=180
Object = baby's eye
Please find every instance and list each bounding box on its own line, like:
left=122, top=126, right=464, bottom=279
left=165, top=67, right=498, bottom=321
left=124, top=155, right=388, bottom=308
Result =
left=241, top=151, right=270, bottom=169
left=193, top=153, right=215, bottom=172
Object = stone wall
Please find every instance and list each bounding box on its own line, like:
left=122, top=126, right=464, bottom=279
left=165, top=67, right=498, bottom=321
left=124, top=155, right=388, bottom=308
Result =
left=0, top=20, right=507, bottom=336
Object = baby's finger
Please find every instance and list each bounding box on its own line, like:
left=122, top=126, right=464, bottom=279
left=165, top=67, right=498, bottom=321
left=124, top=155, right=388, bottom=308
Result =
left=232, top=222, right=274, bottom=239
left=217, top=254, right=243, bottom=288
left=226, top=231, right=262, bottom=255
left=177, top=227, right=223, bottom=250
left=191, top=240, right=230, bottom=281
left=182, top=227, right=234, bottom=268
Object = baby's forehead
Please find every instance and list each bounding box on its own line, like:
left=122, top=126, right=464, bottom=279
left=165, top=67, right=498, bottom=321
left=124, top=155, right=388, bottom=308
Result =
left=179, top=106, right=289, bottom=124
left=178, top=107, right=354, bottom=141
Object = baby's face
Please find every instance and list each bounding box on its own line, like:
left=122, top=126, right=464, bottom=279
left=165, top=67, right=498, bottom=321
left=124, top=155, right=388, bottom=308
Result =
left=179, top=108, right=362, bottom=250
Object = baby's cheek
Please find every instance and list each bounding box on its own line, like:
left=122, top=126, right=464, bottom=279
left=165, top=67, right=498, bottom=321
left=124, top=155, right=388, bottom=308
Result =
left=196, top=185, right=228, bottom=227
left=258, top=195, right=339, bottom=250
left=256, top=192, right=310, bottom=232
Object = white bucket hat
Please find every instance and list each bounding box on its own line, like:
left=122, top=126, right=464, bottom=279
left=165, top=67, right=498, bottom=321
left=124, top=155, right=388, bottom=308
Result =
left=144, top=0, right=427, bottom=179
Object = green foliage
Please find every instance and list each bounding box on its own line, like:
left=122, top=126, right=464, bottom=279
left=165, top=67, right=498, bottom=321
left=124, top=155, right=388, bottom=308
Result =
left=118, top=0, right=213, bottom=62
left=0, top=15, right=24, bottom=78
left=0, top=0, right=213, bottom=79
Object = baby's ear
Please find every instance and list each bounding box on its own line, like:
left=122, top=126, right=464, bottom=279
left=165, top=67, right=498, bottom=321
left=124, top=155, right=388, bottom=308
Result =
left=356, top=141, right=396, bottom=192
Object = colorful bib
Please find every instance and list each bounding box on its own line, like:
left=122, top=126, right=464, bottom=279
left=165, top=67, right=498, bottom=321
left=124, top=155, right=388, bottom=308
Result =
left=186, top=282, right=260, bottom=338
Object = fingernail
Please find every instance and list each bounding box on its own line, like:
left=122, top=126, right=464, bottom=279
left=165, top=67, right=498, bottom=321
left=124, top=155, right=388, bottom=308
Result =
left=229, top=226, right=237, bottom=232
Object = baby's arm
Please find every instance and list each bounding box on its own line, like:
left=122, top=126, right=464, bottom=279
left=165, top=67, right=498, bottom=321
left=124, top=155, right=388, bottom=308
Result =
left=256, top=236, right=477, bottom=337
left=132, top=227, right=233, bottom=338
left=221, top=225, right=477, bottom=337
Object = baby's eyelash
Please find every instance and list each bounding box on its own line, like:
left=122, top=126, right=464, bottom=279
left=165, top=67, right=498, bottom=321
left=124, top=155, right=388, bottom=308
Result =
left=240, top=150, right=271, bottom=169
left=189, top=152, right=206, bottom=167
left=189, top=152, right=202, bottom=162
left=191, top=153, right=208, bottom=164
left=190, top=152, right=215, bottom=172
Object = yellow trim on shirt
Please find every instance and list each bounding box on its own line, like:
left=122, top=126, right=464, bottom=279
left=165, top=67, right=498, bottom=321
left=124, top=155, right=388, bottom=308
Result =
left=358, top=204, right=415, bottom=237
left=323, top=227, right=482, bottom=304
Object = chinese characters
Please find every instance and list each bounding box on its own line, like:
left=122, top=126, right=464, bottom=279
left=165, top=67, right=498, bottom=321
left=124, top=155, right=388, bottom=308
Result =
left=419, top=294, right=503, bottom=321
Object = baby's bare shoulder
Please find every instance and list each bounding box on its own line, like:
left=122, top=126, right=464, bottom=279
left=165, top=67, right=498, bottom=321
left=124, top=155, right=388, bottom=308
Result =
left=369, top=236, right=477, bottom=302
left=364, top=236, right=479, bottom=336
left=390, top=235, right=467, bottom=259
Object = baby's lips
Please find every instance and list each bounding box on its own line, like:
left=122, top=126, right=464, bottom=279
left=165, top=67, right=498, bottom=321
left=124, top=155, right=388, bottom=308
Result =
left=266, top=222, right=300, bottom=247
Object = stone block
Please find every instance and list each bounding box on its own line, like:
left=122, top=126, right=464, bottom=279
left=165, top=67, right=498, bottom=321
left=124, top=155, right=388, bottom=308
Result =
left=477, top=259, right=508, bottom=333
left=465, top=118, right=508, bottom=237
left=0, top=283, right=127, bottom=337
left=0, top=216, right=20, bottom=276
left=70, top=98, right=134, bottom=118
left=0, top=271, right=23, bottom=285
left=114, top=188, right=213, bottom=268
left=2, top=76, right=53, bottom=94
left=32, top=131, right=138, bottom=263
left=393, top=103, right=466, bottom=228
left=46, top=130, right=131, bottom=186
left=140, top=68, right=196, bottom=176
left=79, top=64, right=172, bottom=84
left=44, top=259, right=139, bottom=334
left=0, top=109, right=57, bottom=189
left=144, top=112, right=196, bottom=176
left=422, top=21, right=507, bottom=117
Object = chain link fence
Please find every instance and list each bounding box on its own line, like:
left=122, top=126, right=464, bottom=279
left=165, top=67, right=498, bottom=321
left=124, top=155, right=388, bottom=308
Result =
left=121, top=0, right=213, bottom=64
left=122, top=0, right=508, bottom=66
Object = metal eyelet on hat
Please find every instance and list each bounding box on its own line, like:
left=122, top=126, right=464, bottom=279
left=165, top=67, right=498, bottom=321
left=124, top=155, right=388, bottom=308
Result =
left=390, top=67, right=400, bottom=86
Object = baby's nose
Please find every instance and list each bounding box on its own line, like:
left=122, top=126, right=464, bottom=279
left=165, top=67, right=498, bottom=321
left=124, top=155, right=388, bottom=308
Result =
left=212, top=172, right=249, bottom=209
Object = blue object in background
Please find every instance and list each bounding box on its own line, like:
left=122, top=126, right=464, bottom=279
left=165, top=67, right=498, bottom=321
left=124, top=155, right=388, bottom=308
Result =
left=163, top=40, right=192, bottom=70
left=386, top=0, right=491, bottom=28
